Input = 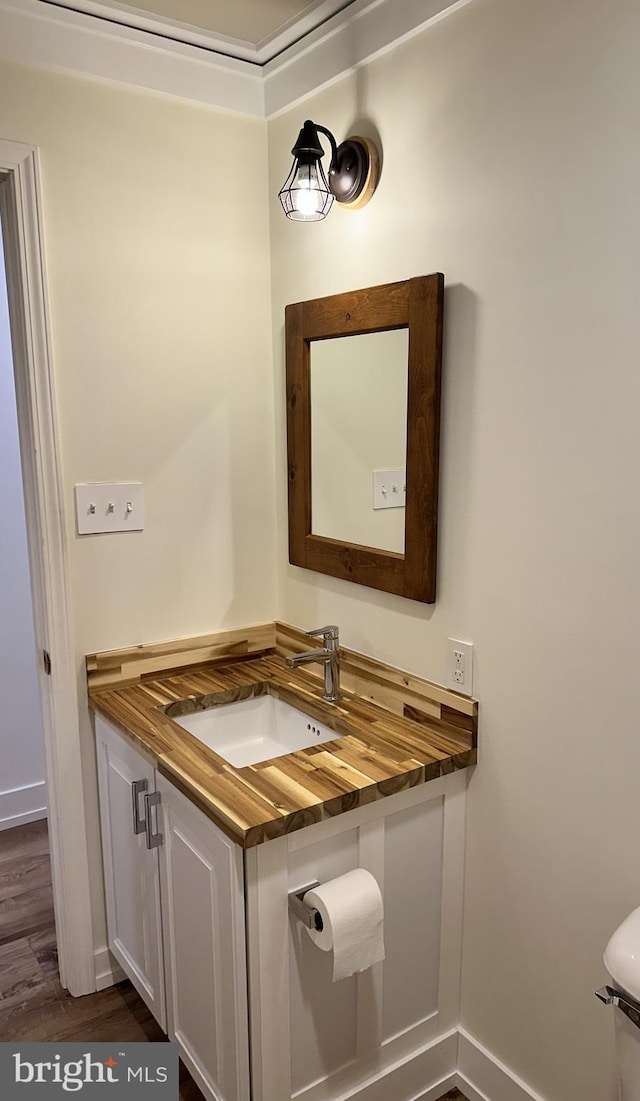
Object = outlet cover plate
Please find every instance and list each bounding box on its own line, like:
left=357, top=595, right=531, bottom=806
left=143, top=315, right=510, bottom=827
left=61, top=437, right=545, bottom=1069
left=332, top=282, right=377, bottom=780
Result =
left=446, top=637, right=474, bottom=696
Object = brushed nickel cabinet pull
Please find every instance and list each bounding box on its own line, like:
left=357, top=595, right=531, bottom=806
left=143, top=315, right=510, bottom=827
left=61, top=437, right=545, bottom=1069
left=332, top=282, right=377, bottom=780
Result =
left=131, top=779, right=148, bottom=835
left=144, top=791, right=163, bottom=849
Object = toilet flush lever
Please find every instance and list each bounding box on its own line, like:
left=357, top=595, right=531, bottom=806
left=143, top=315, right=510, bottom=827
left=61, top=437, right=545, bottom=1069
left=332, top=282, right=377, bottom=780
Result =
left=596, top=985, right=634, bottom=1008
left=596, top=985, right=640, bottom=1026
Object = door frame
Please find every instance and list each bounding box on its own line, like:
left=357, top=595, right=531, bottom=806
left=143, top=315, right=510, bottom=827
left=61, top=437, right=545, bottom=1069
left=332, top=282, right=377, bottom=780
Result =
left=0, top=139, right=95, bottom=995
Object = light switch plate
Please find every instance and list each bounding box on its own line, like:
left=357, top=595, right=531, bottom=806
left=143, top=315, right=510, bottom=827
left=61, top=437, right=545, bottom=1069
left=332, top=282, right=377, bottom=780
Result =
left=372, top=469, right=406, bottom=510
left=75, top=482, right=144, bottom=535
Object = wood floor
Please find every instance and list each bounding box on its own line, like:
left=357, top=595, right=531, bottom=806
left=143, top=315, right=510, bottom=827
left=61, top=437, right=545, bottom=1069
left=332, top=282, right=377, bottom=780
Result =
left=0, top=819, right=467, bottom=1101
left=0, top=819, right=204, bottom=1099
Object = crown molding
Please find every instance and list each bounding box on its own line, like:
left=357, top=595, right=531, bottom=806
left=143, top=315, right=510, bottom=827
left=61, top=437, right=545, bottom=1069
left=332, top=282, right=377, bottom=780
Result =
left=43, top=0, right=357, bottom=63
left=0, top=0, right=266, bottom=116
left=255, top=0, right=356, bottom=58
left=264, top=0, right=473, bottom=117
left=41, top=0, right=266, bottom=63
left=0, top=0, right=472, bottom=119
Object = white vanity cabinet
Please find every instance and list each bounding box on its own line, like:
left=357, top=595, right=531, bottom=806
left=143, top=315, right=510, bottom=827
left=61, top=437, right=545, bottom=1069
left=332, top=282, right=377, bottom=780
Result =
left=95, top=717, right=250, bottom=1101
left=156, top=773, right=249, bottom=1101
left=245, top=772, right=467, bottom=1101
left=96, top=714, right=468, bottom=1101
left=95, top=716, right=165, bottom=1028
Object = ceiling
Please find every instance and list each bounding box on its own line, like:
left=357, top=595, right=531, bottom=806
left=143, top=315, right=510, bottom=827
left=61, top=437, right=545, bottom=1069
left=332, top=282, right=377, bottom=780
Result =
left=71, top=0, right=356, bottom=55
left=12, top=0, right=459, bottom=117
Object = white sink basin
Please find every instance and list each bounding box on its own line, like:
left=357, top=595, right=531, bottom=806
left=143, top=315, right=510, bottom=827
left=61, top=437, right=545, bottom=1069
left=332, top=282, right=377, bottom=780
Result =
left=169, top=694, right=339, bottom=768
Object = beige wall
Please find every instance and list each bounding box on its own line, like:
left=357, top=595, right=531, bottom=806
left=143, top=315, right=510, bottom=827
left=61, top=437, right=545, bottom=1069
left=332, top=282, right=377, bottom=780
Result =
left=0, top=61, right=276, bottom=650
left=0, top=59, right=276, bottom=944
left=3, top=0, right=639, bottom=1092
left=268, top=1, right=640, bottom=1098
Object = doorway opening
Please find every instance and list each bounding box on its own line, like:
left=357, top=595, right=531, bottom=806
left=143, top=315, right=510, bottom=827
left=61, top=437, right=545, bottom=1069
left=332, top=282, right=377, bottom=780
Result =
left=0, top=212, right=48, bottom=835
left=0, top=141, right=94, bottom=997
left=0, top=202, right=58, bottom=999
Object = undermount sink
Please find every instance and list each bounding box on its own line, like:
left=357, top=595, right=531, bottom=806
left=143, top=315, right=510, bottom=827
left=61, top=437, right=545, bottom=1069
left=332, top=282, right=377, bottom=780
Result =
left=167, top=692, right=340, bottom=768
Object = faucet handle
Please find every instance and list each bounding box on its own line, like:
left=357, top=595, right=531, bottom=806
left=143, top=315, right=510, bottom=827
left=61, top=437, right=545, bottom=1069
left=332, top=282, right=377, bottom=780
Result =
left=306, top=625, right=339, bottom=643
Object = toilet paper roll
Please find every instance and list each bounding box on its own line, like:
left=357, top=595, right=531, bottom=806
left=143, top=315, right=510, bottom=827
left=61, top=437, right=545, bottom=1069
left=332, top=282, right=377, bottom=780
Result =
left=303, top=868, right=385, bottom=982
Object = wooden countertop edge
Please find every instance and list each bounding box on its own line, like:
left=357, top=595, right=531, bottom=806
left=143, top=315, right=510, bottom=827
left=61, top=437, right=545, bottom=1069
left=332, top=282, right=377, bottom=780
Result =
left=89, top=651, right=477, bottom=849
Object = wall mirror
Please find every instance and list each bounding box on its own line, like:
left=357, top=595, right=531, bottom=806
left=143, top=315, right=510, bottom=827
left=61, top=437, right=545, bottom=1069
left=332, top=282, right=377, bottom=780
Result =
left=286, top=274, right=444, bottom=603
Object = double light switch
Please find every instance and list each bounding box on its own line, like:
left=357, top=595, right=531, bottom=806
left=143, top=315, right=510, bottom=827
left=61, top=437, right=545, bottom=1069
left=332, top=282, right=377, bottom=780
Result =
left=75, top=483, right=144, bottom=535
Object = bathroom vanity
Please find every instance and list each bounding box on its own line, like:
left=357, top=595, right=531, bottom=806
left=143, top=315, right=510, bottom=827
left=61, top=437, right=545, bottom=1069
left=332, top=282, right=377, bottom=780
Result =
left=96, top=716, right=250, bottom=1100
left=89, top=622, right=477, bottom=1101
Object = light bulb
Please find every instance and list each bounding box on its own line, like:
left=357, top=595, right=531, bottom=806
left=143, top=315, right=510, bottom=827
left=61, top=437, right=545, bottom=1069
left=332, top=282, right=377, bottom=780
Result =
left=282, top=161, right=333, bottom=221
left=293, top=178, right=325, bottom=218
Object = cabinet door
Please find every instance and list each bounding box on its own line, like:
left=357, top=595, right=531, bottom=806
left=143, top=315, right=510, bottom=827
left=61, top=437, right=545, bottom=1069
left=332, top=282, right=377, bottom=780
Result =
left=95, top=717, right=166, bottom=1029
left=156, top=774, right=250, bottom=1101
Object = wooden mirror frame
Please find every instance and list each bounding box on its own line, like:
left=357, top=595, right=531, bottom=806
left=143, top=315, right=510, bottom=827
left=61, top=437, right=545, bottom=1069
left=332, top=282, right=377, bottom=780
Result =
left=286, top=273, right=444, bottom=603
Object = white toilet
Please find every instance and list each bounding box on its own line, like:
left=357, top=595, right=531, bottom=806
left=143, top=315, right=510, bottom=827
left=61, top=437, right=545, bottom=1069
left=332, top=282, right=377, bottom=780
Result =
left=601, top=906, right=640, bottom=1100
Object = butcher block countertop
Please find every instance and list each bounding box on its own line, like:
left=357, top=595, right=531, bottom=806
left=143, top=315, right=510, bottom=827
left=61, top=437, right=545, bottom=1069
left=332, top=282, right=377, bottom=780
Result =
left=87, top=622, right=477, bottom=848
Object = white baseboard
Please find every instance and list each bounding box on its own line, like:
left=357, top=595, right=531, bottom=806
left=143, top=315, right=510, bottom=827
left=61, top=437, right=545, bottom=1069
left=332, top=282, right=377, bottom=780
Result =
left=94, top=945, right=126, bottom=992
left=409, top=1075, right=458, bottom=1101
left=413, top=1074, right=458, bottom=1101
left=295, top=1030, right=458, bottom=1101
left=350, top=1031, right=457, bottom=1101
left=456, top=1076, right=491, bottom=1101
left=88, top=958, right=552, bottom=1101
left=0, top=780, right=47, bottom=831
left=457, top=1029, right=549, bottom=1101
left=356, top=1030, right=456, bottom=1101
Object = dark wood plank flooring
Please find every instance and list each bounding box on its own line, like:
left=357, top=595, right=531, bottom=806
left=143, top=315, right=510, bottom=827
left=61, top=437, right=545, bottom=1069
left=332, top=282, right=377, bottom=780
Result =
left=0, top=819, right=204, bottom=1100
left=0, top=820, right=467, bottom=1101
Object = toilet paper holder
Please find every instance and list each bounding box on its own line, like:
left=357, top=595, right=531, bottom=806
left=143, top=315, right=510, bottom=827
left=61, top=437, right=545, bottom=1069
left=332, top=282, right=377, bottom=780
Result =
left=288, top=881, right=324, bottom=932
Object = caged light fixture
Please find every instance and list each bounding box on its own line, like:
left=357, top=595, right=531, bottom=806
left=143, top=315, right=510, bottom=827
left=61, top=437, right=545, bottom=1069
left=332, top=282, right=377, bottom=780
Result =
left=278, top=119, right=380, bottom=222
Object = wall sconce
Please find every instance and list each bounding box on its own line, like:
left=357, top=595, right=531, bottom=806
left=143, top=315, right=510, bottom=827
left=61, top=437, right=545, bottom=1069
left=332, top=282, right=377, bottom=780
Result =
left=278, top=119, right=380, bottom=222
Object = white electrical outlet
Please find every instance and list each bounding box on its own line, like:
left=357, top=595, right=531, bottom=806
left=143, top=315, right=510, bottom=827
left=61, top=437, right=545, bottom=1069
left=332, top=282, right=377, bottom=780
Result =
left=446, top=638, right=474, bottom=696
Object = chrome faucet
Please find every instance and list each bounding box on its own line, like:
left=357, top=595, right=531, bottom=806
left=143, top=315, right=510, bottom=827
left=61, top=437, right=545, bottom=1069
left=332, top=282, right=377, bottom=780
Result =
left=286, top=625, right=341, bottom=702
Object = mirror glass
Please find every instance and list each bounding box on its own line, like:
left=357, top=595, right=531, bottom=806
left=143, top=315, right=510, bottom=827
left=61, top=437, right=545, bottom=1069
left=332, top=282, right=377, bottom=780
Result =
left=310, top=330, right=409, bottom=553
